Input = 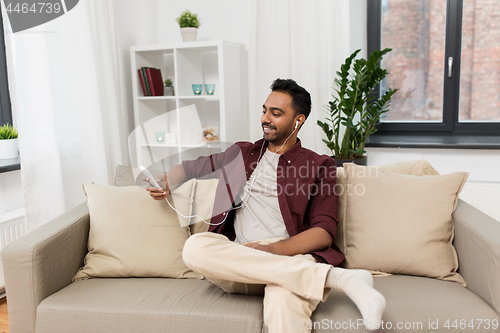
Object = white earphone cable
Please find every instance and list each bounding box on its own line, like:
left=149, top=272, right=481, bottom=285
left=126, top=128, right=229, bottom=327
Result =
left=160, top=120, right=300, bottom=226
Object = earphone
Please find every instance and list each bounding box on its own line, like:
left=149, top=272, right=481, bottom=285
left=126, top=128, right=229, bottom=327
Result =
left=146, top=118, right=302, bottom=226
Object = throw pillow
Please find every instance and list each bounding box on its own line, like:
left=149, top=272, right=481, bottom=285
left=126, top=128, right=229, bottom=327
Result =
left=343, top=163, right=468, bottom=285
left=114, top=165, right=137, bottom=186
left=334, top=160, right=440, bottom=253
left=189, top=178, right=219, bottom=234
left=112, top=164, right=217, bottom=234
left=73, top=183, right=202, bottom=281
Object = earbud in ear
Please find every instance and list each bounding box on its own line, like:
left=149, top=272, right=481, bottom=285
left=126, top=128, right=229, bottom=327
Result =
left=295, top=120, right=299, bottom=129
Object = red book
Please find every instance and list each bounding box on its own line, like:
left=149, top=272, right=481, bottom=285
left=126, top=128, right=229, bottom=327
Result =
left=145, top=68, right=164, bottom=96
left=137, top=69, right=148, bottom=96
left=151, top=69, right=164, bottom=96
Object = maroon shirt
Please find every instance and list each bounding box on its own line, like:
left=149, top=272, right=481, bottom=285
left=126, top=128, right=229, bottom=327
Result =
left=182, top=138, right=345, bottom=266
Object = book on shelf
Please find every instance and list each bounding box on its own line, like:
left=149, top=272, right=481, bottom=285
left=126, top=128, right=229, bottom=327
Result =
left=138, top=67, right=164, bottom=96
left=140, top=67, right=151, bottom=96
left=137, top=69, right=147, bottom=96
left=145, top=68, right=164, bottom=96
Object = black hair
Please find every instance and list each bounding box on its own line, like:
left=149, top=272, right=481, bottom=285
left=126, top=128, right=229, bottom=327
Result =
left=270, top=78, right=311, bottom=119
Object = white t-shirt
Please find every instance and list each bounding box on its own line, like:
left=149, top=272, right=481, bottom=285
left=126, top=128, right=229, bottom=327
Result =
left=233, top=148, right=290, bottom=244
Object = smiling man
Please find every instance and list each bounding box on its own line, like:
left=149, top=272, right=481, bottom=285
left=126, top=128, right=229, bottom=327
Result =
left=146, top=79, right=386, bottom=333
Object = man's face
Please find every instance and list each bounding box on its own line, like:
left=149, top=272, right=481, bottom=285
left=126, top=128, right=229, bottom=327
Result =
left=261, top=91, right=297, bottom=144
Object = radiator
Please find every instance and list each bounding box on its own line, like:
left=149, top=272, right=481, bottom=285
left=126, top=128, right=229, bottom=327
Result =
left=0, top=209, right=26, bottom=293
left=460, top=180, right=500, bottom=223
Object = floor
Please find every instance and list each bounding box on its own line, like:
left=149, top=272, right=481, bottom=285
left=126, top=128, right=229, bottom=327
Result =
left=0, top=298, right=9, bottom=333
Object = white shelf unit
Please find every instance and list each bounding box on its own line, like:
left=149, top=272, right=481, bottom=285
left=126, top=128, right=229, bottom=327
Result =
left=130, top=40, right=248, bottom=169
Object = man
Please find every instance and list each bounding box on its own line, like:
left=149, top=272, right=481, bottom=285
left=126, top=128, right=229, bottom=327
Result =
left=146, top=79, right=385, bottom=332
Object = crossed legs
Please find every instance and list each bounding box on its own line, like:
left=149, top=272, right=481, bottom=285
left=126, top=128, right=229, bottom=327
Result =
left=182, top=232, right=385, bottom=332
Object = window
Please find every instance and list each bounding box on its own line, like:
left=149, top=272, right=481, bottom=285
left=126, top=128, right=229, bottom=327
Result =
left=0, top=9, right=18, bottom=173
left=368, top=0, right=500, bottom=138
left=0, top=8, right=12, bottom=126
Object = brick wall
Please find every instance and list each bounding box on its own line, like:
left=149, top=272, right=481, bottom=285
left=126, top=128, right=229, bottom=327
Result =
left=460, top=0, right=500, bottom=121
left=381, top=0, right=500, bottom=122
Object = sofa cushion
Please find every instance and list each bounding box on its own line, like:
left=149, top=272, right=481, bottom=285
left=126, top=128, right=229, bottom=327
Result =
left=334, top=160, right=440, bottom=252
left=36, top=278, right=264, bottom=333
left=343, top=163, right=467, bottom=285
left=36, top=276, right=499, bottom=333
left=113, top=165, right=217, bottom=234
left=312, top=275, right=499, bottom=332
left=73, top=183, right=201, bottom=280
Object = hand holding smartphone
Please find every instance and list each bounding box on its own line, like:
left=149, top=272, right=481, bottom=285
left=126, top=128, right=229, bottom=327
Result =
left=140, top=166, right=170, bottom=200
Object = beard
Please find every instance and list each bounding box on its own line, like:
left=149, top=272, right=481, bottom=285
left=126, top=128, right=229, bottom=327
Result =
left=262, top=120, right=295, bottom=144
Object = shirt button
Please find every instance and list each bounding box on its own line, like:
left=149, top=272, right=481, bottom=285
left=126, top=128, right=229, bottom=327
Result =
left=288, top=160, right=291, bottom=164
left=223, top=212, right=226, bottom=216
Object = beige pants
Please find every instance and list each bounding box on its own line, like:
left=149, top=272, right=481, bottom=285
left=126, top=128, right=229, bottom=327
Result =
left=182, top=232, right=332, bottom=333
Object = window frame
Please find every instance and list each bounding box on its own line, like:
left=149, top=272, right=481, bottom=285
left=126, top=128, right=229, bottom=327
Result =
left=367, top=0, right=500, bottom=137
left=0, top=7, right=12, bottom=127
left=0, top=8, right=20, bottom=173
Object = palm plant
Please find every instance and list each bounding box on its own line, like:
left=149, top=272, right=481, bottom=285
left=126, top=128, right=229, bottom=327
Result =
left=0, top=124, right=18, bottom=140
left=317, top=48, right=398, bottom=160
left=164, top=79, right=173, bottom=87
left=176, top=10, right=201, bottom=28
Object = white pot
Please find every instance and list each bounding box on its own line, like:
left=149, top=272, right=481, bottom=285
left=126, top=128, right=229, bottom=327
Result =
left=180, top=27, right=198, bottom=42
left=0, top=138, right=19, bottom=159
left=164, top=86, right=174, bottom=96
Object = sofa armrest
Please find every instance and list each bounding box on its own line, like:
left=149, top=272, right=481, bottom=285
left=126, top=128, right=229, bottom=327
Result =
left=453, top=199, right=500, bottom=316
left=1, top=202, right=90, bottom=333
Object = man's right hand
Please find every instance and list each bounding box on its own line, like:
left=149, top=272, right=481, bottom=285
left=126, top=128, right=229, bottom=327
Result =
left=144, top=174, right=170, bottom=200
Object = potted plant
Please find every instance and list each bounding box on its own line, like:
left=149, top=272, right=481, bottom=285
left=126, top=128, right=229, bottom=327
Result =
left=0, top=124, right=19, bottom=159
left=164, top=79, right=174, bottom=96
left=176, top=10, right=201, bottom=42
left=317, top=48, right=398, bottom=167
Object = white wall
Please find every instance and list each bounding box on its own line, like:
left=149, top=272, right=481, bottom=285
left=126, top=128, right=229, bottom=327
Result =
left=2, top=0, right=499, bottom=220
left=113, top=0, right=159, bottom=147
left=155, top=0, right=251, bottom=46
left=349, top=0, right=368, bottom=58
left=365, top=147, right=500, bottom=182
left=114, top=0, right=252, bottom=161
left=114, top=0, right=498, bottom=181
left=366, top=147, right=500, bottom=221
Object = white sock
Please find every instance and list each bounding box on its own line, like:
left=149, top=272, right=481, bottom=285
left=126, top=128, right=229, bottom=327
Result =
left=325, top=268, right=386, bottom=331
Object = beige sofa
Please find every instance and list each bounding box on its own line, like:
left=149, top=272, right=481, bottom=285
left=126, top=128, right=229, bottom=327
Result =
left=3, top=165, right=500, bottom=333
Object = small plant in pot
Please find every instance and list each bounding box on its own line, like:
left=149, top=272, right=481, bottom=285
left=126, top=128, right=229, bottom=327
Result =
left=164, top=79, right=174, bottom=96
left=0, top=124, right=19, bottom=159
left=176, top=10, right=201, bottom=42
left=317, top=48, right=398, bottom=167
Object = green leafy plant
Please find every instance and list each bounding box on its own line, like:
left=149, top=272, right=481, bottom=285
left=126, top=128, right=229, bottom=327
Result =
left=164, top=79, right=173, bottom=87
left=317, top=48, right=398, bottom=160
left=0, top=124, right=18, bottom=140
left=176, top=10, right=201, bottom=28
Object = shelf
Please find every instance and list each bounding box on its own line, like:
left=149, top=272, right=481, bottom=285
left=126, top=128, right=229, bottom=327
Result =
left=138, top=96, right=176, bottom=100
left=178, top=95, right=219, bottom=100
left=0, top=154, right=20, bottom=173
left=131, top=40, right=244, bottom=53
left=366, top=134, right=500, bottom=149
left=137, top=95, right=219, bottom=101
left=141, top=143, right=222, bottom=148
left=182, top=143, right=223, bottom=148
left=141, top=144, right=179, bottom=148
left=130, top=40, right=247, bottom=167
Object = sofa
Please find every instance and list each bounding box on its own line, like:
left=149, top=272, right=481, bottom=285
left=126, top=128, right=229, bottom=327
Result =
left=3, top=162, right=500, bottom=333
